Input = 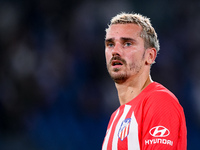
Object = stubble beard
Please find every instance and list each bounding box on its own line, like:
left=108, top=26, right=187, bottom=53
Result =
left=108, top=67, right=128, bottom=84
left=107, top=60, right=143, bottom=84
left=107, top=50, right=146, bottom=84
left=107, top=56, right=128, bottom=84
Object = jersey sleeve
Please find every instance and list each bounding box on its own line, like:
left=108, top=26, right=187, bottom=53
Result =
left=140, top=91, right=187, bottom=150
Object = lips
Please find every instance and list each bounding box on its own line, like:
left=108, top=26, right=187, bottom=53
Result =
left=109, top=56, right=126, bottom=69
left=112, top=60, right=123, bottom=66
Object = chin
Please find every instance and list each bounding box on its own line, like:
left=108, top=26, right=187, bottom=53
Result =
left=110, top=73, right=128, bottom=84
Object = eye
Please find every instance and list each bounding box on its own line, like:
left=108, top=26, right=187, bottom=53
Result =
left=124, top=42, right=132, bottom=47
left=106, top=42, right=114, bottom=48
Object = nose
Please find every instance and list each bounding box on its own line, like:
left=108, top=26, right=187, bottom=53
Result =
left=112, top=42, right=122, bottom=56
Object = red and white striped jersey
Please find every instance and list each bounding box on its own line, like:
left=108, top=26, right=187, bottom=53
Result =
left=102, top=82, right=187, bottom=150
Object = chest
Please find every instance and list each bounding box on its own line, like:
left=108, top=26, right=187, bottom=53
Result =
left=102, top=104, right=142, bottom=150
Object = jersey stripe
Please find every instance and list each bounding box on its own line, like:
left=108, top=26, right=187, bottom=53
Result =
left=112, top=105, right=131, bottom=150
left=127, top=111, right=140, bottom=150
left=102, top=109, right=120, bottom=150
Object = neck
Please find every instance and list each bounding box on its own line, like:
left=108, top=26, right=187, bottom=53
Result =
left=115, top=75, right=153, bottom=105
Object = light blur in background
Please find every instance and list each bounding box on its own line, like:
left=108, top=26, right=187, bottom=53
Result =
left=0, top=0, right=200, bottom=149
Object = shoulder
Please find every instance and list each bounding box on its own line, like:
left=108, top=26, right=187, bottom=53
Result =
left=143, top=82, right=184, bottom=117
left=140, top=83, right=187, bottom=149
left=145, top=82, right=179, bottom=104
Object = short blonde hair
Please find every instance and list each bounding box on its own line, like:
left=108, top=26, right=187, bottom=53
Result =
left=106, top=12, right=160, bottom=53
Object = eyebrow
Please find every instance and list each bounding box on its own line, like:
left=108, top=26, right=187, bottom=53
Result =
left=105, top=37, right=136, bottom=43
left=121, top=37, right=136, bottom=42
left=105, top=38, right=114, bottom=43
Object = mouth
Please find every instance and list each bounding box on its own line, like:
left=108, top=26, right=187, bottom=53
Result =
left=108, top=56, right=126, bottom=70
left=112, top=60, right=123, bottom=66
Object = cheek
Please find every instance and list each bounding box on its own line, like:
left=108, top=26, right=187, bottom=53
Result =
left=126, top=53, right=136, bottom=63
left=126, top=53, right=143, bottom=65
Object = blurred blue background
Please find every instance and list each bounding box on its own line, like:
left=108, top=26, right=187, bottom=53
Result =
left=0, top=0, right=200, bottom=149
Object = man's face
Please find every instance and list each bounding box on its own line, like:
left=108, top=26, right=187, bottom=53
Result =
left=105, top=23, right=147, bottom=83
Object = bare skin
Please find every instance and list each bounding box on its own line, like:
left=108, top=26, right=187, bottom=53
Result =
left=105, top=24, right=157, bottom=105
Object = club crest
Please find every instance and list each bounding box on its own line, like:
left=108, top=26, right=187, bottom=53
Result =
left=118, top=118, right=131, bottom=141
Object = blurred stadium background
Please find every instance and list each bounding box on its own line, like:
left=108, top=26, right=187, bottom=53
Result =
left=0, top=0, right=200, bottom=149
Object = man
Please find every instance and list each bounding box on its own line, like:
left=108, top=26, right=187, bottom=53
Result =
left=102, top=12, right=187, bottom=150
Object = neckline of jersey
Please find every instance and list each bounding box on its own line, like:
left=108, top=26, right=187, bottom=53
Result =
left=122, top=81, right=158, bottom=106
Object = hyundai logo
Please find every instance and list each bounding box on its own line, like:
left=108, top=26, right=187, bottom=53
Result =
left=149, top=126, right=170, bottom=137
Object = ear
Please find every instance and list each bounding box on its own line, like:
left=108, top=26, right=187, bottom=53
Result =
left=145, top=48, right=157, bottom=65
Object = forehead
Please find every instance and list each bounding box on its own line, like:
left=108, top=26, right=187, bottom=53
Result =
left=106, top=24, right=142, bottom=39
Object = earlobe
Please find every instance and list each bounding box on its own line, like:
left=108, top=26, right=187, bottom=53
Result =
left=146, top=48, right=157, bottom=65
